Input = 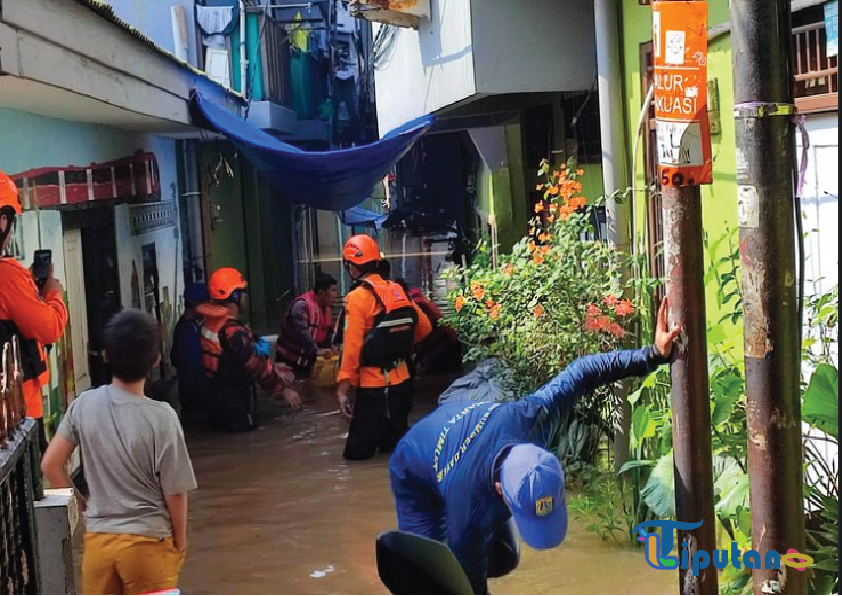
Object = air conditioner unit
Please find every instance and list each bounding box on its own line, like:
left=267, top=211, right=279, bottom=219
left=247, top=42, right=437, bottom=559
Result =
left=35, top=489, right=80, bottom=594
left=349, top=0, right=430, bottom=30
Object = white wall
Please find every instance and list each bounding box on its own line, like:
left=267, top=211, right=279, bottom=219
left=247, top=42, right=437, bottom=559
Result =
left=471, top=0, right=595, bottom=95
left=106, top=0, right=200, bottom=67
left=374, top=0, right=477, bottom=135
left=373, top=0, right=597, bottom=135
left=796, top=112, right=838, bottom=511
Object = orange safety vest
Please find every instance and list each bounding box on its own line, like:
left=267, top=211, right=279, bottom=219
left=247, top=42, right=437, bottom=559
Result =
left=196, top=303, right=235, bottom=379
left=0, top=258, right=66, bottom=419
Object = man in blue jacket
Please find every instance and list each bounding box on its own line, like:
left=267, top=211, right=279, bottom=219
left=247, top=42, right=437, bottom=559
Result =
left=388, top=297, right=681, bottom=594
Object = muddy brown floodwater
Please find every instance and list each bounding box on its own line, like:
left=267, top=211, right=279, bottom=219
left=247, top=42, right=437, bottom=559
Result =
left=178, top=377, right=677, bottom=595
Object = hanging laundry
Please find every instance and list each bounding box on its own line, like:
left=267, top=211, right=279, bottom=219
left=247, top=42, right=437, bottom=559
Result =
left=196, top=4, right=237, bottom=47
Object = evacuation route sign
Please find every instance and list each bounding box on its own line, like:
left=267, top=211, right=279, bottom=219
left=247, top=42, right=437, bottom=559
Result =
left=652, top=0, right=713, bottom=186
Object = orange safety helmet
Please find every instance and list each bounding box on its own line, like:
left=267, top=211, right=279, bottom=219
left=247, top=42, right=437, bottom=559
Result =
left=342, top=234, right=381, bottom=266
left=208, top=267, right=248, bottom=300
left=0, top=170, right=22, bottom=215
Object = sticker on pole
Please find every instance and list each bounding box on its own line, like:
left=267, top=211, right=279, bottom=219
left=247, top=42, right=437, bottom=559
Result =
left=652, top=1, right=713, bottom=187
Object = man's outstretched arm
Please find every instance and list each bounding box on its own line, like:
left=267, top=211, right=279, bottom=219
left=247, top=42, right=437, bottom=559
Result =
left=526, top=297, right=681, bottom=444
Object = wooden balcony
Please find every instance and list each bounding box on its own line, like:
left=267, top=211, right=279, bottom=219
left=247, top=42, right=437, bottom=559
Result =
left=258, top=14, right=293, bottom=107
left=793, top=21, right=838, bottom=113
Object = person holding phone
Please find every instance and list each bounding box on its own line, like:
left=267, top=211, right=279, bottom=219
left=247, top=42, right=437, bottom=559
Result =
left=0, top=169, right=68, bottom=453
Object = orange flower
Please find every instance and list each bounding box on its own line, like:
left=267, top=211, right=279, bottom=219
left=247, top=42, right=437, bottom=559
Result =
left=539, top=233, right=551, bottom=242
left=575, top=182, right=583, bottom=193
left=454, top=296, right=465, bottom=312
left=548, top=202, right=558, bottom=212
left=608, top=323, right=626, bottom=338
left=616, top=299, right=635, bottom=317
left=502, top=263, right=515, bottom=276
left=541, top=245, right=551, bottom=255
left=547, top=214, right=555, bottom=223
left=534, top=303, right=544, bottom=318
left=533, top=253, right=545, bottom=265
left=529, top=227, right=536, bottom=236
left=576, top=168, right=584, bottom=176
left=486, top=299, right=496, bottom=309
left=584, top=316, right=601, bottom=333
left=586, top=303, right=601, bottom=317
left=560, top=173, right=568, bottom=182
left=559, top=205, right=574, bottom=220
left=603, top=294, right=618, bottom=308
left=534, top=201, right=545, bottom=214
left=548, top=185, right=559, bottom=195
left=596, top=315, right=611, bottom=330
left=528, top=241, right=536, bottom=252
left=472, top=286, right=486, bottom=301
left=489, top=303, right=501, bottom=320
left=570, top=196, right=587, bottom=210
left=535, top=184, right=543, bottom=191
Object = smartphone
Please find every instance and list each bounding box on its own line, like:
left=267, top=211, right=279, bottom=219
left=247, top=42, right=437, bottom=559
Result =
left=32, top=249, right=51, bottom=287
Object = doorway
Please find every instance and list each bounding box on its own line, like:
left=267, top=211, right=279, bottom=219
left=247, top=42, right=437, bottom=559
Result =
left=62, top=206, right=122, bottom=387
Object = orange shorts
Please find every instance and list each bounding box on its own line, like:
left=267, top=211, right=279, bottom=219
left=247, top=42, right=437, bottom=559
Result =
left=82, top=533, right=185, bottom=595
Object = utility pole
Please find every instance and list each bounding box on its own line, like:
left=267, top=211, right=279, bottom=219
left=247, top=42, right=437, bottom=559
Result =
left=651, top=2, right=718, bottom=594
left=594, top=0, right=633, bottom=474
left=730, top=1, right=807, bottom=594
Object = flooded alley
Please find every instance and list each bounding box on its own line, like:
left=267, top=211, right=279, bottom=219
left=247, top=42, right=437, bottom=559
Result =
left=178, top=380, right=678, bottom=595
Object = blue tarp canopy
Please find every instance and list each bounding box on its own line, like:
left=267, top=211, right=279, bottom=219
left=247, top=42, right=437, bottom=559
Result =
left=340, top=206, right=389, bottom=229
left=190, top=93, right=434, bottom=211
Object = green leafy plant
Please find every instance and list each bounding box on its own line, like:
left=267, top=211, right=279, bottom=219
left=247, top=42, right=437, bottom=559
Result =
left=444, top=159, right=638, bottom=464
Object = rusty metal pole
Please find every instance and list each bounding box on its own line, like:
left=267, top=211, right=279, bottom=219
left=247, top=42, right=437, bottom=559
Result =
left=730, top=0, right=807, bottom=594
left=663, top=186, right=719, bottom=595
left=652, top=2, right=719, bottom=590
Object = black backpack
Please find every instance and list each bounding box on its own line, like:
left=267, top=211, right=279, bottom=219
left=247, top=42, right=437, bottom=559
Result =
left=358, top=279, right=418, bottom=370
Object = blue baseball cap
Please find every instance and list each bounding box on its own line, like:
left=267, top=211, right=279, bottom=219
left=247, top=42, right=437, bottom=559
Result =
left=184, top=283, right=209, bottom=305
left=500, top=444, right=568, bottom=550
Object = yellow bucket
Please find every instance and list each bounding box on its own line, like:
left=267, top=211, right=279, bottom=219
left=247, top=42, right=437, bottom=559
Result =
left=310, top=354, right=339, bottom=388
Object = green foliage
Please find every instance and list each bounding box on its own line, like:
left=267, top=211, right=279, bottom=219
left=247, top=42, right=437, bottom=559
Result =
left=444, top=161, right=637, bottom=465
left=802, top=364, right=838, bottom=440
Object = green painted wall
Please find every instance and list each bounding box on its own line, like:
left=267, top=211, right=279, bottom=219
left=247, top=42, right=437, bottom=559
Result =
left=621, top=0, right=742, bottom=342
left=258, top=180, right=294, bottom=333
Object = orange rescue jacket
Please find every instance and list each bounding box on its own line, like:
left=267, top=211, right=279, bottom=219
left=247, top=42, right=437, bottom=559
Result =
left=337, top=274, right=432, bottom=389
left=0, top=258, right=68, bottom=419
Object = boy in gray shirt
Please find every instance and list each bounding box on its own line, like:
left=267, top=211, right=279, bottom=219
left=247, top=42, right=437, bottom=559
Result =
left=42, top=310, right=197, bottom=595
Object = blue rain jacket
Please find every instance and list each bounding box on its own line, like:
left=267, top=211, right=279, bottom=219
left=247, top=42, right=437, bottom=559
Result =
left=389, top=346, right=667, bottom=592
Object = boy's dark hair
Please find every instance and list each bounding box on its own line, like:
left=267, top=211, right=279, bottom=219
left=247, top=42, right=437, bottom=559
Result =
left=379, top=259, right=391, bottom=280
left=314, top=272, right=338, bottom=294
left=103, top=310, right=161, bottom=382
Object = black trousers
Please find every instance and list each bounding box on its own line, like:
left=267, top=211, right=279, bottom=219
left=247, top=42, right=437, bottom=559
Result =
left=344, top=380, right=413, bottom=461
left=210, top=384, right=258, bottom=433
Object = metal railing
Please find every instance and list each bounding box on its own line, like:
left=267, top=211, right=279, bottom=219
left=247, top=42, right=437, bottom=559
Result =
left=0, top=339, right=43, bottom=595
left=793, top=21, right=838, bottom=112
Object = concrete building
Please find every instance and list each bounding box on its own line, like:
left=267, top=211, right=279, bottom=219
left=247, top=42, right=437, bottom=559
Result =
left=0, top=0, right=243, bottom=438
left=347, top=0, right=605, bottom=297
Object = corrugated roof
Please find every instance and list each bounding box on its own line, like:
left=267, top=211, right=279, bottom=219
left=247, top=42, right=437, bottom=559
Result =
left=71, top=0, right=244, bottom=102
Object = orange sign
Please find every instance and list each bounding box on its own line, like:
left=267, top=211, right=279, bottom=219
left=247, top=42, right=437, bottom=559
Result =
left=652, top=1, right=712, bottom=186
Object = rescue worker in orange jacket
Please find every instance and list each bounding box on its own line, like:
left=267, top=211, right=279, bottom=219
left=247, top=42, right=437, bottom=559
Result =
left=197, top=267, right=301, bottom=432
left=337, top=234, right=432, bottom=460
left=0, top=170, right=68, bottom=453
